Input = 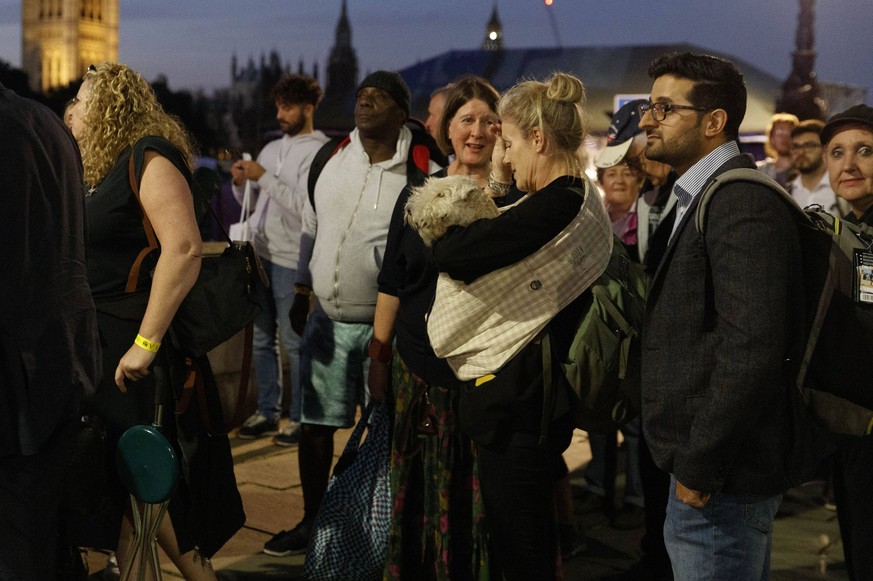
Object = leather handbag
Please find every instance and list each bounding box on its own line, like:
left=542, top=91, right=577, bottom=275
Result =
left=304, top=401, right=393, bottom=581
left=126, top=154, right=268, bottom=357
left=125, top=154, right=268, bottom=433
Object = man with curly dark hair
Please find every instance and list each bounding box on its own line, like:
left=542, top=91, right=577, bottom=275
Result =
left=230, top=74, right=329, bottom=445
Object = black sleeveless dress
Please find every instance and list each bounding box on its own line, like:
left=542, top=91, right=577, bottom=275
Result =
left=81, top=136, right=244, bottom=557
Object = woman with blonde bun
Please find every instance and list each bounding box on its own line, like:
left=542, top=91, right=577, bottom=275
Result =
left=430, top=72, right=611, bottom=580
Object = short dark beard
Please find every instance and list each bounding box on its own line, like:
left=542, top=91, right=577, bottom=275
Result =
left=281, top=115, right=305, bottom=137
left=798, top=158, right=823, bottom=175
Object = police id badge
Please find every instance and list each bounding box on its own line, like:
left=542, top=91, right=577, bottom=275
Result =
left=854, top=248, right=873, bottom=304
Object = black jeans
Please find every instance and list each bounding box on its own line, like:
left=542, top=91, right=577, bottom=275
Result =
left=476, top=415, right=573, bottom=581
left=0, top=417, right=77, bottom=581
left=833, top=436, right=873, bottom=581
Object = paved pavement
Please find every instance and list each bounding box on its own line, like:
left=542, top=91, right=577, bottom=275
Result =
left=86, top=423, right=849, bottom=580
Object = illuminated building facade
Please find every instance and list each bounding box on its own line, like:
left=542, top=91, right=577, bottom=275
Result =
left=21, top=0, right=119, bottom=92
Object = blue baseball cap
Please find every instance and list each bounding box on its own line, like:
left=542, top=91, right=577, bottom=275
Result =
left=595, top=99, right=648, bottom=168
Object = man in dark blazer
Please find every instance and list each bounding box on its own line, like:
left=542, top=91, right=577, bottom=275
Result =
left=0, top=83, right=101, bottom=579
left=637, top=53, right=809, bottom=579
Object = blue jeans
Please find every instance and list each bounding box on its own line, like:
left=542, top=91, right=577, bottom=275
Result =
left=664, top=475, right=781, bottom=581
left=252, top=259, right=301, bottom=422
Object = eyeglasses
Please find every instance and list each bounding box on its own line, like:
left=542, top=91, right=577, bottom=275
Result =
left=790, top=142, right=822, bottom=152
left=638, top=101, right=711, bottom=122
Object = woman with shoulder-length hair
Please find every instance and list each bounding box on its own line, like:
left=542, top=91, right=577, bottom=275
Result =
left=372, top=75, right=511, bottom=580
left=428, top=72, right=612, bottom=579
left=67, top=62, right=244, bottom=580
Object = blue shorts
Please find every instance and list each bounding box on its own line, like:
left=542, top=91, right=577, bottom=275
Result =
left=300, top=307, right=371, bottom=428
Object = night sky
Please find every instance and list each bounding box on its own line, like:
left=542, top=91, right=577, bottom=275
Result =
left=0, top=0, right=870, bottom=99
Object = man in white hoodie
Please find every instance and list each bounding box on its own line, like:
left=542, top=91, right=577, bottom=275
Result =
left=263, top=71, right=441, bottom=557
left=231, top=74, right=329, bottom=444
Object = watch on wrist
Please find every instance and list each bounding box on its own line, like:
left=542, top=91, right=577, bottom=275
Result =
left=368, top=337, right=393, bottom=365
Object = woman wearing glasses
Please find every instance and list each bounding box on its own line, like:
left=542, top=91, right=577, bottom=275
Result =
left=67, top=63, right=243, bottom=580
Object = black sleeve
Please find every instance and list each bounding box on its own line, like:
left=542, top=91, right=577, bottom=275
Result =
left=432, top=183, right=583, bottom=283
left=377, top=185, right=413, bottom=297
left=132, top=136, right=192, bottom=186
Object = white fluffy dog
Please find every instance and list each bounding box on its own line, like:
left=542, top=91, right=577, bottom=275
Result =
left=404, top=175, right=500, bottom=246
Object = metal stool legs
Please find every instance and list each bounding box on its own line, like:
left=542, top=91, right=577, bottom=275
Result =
left=116, top=396, right=179, bottom=581
left=120, top=497, right=170, bottom=580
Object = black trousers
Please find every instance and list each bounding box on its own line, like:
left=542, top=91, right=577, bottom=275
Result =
left=0, top=417, right=77, bottom=581
left=833, top=436, right=873, bottom=581
left=477, top=416, right=573, bottom=581
left=638, top=431, right=674, bottom=578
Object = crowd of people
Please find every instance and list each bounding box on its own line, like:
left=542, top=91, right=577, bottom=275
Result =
left=1, top=48, right=872, bottom=581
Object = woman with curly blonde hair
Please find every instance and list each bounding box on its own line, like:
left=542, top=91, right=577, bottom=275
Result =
left=67, top=62, right=243, bottom=580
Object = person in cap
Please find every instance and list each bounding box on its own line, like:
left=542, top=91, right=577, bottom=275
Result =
left=820, top=103, right=873, bottom=580
left=595, top=99, right=678, bottom=266
left=596, top=99, right=649, bottom=168
left=263, top=71, right=443, bottom=557
left=593, top=103, right=678, bottom=581
left=590, top=100, right=666, bottom=575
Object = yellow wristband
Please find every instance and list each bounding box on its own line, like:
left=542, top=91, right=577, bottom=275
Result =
left=134, top=333, right=160, bottom=353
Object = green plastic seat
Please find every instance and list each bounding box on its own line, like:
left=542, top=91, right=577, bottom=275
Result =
left=116, top=424, right=179, bottom=504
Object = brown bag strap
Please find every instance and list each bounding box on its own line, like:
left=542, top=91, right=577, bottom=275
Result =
left=127, top=150, right=253, bottom=433
left=175, top=323, right=254, bottom=435
left=125, top=153, right=159, bottom=293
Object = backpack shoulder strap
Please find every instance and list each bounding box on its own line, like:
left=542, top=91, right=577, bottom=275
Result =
left=405, top=127, right=441, bottom=187
left=695, top=167, right=796, bottom=235
left=307, top=136, right=349, bottom=211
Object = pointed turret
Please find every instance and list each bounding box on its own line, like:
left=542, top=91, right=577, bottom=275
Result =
left=482, top=1, right=504, bottom=51
left=326, top=0, right=359, bottom=94
left=776, top=0, right=826, bottom=119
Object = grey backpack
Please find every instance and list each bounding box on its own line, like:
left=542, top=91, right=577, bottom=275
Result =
left=696, top=168, right=873, bottom=437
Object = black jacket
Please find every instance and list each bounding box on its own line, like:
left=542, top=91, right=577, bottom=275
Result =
left=0, top=83, right=101, bottom=457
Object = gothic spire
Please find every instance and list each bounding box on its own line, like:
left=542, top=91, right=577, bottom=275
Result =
left=482, top=1, right=504, bottom=51
left=776, top=0, right=826, bottom=119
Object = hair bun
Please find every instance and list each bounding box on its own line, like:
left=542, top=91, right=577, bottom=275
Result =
left=545, top=73, right=586, bottom=105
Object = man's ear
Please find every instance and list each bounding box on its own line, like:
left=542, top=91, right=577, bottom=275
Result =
left=705, top=109, right=728, bottom=138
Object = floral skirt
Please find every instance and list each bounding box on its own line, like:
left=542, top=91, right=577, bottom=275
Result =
left=383, top=356, right=490, bottom=581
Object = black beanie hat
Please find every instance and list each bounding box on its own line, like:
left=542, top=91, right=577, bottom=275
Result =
left=357, top=71, right=411, bottom=118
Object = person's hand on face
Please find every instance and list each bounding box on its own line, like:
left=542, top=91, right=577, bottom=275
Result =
left=490, top=124, right=512, bottom=183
